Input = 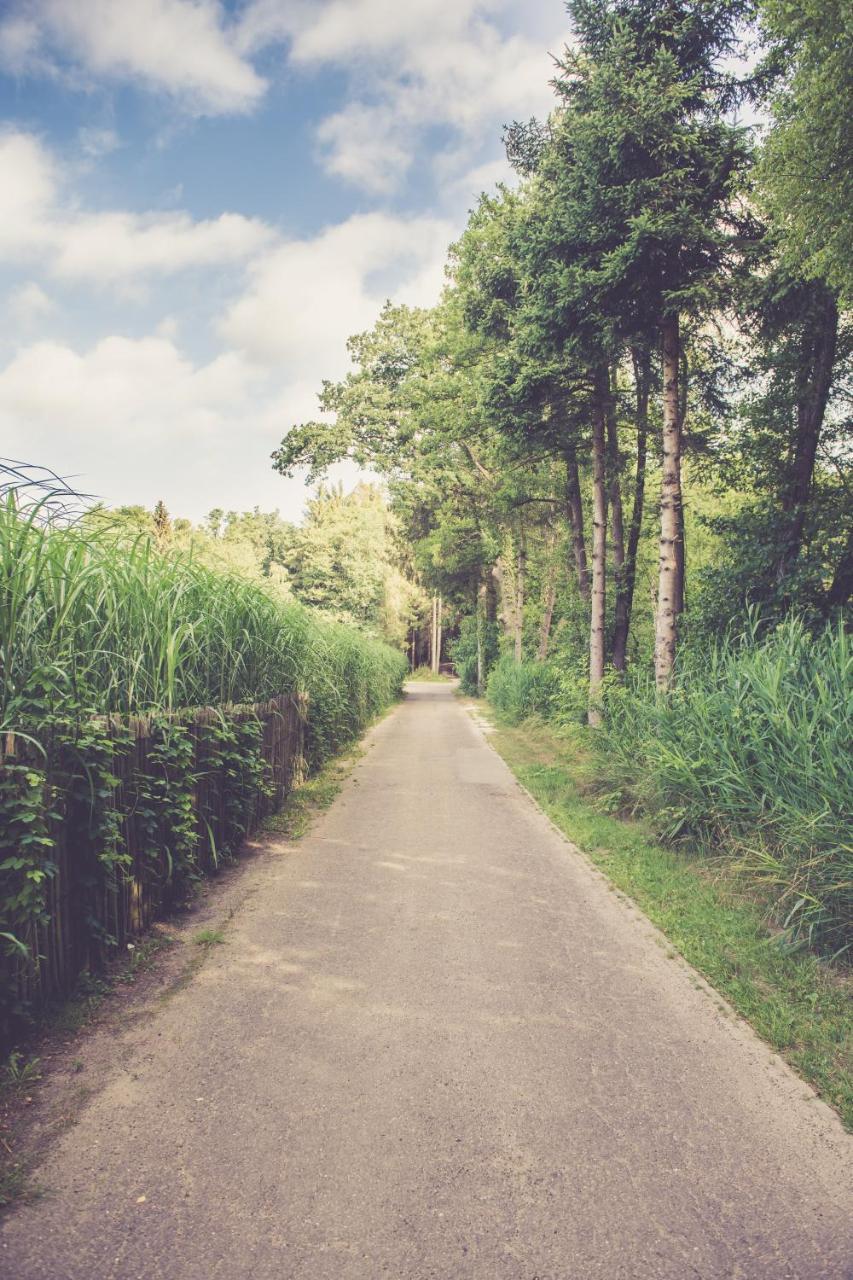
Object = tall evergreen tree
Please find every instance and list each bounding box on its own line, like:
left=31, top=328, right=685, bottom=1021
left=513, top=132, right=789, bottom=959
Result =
left=538, top=0, right=754, bottom=685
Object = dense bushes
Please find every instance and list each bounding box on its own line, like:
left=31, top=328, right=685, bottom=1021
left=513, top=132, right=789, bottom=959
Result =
left=0, top=500, right=406, bottom=1034
left=451, top=616, right=500, bottom=695
left=487, top=621, right=852, bottom=957
left=486, top=654, right=562, bottom=721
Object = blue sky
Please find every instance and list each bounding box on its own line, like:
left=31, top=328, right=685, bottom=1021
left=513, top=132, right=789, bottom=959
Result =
left=0, top=0, right=566, bottom=522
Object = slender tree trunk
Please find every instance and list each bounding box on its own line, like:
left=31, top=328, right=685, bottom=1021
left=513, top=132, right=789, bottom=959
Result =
left=435, top=595, right=442, bottom=673
left=538, top=580, right=557, bottom=660
left=514, top=525, right=526, bottom=662
left=827, top=523, right=853, bottom=610
left=606, top=371, right=628, bottom=671
left=612, top=349, right=650, bottom=672
left=538, top=530, right=558, bottom=660
left=564, top=444, right=591, bottom=601
left=589, top=368, right=608, bottom=725
left=486, top=564, right=499, bottom=623
left=654, top=318, right=683, bottom=689
left=430, top=595, right=438, bottom=673
left=476, top=582, right=486, bottom=693
left=776, top=289, right=839, bottom=583
left=672, top=348, right=687, bottom=619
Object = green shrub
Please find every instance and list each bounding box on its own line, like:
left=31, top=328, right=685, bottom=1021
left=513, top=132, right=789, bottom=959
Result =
left=486, top=654, right=562, bottom=723
left=597, top=619, right=852, bottom=956
left=451, top=615, right=499, bottom=695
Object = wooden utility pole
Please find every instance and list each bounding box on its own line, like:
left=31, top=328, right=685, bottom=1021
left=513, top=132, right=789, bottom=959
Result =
left=436, top=595, right=442, bottom=674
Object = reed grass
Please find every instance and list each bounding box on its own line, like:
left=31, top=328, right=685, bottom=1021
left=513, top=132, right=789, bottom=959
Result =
left=0, top=494, right=405, bottom=749
left=598, top=618, right=852, bottom=956
left=486, top=618, right=852, bottom=957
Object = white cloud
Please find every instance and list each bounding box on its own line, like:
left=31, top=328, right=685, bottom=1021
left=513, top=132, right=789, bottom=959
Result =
left=0, top=336, right=268, bottom=519
left=0, top=332, right=354, bottom=520
left=77, top=126, right=121, bottom=160
left=0, top=335, right=257, bottom=438
left=0, top=202, right=457, bottom=518
left=237, top=0, right=563, bottom=192
left=0, top=0, right=265, bottom=115
left=8, top=281, right=54, bottom=327
left=2, top=1, right=563, bottom=194
left=314, top=104, right=412, bottom=196
left=0, top=131, right=56, bottom=255
left=0, top=130, right=273, bottom=282
left=53, top=210, right=273, bottom=283
left=220, top=212, right=453, bottom=373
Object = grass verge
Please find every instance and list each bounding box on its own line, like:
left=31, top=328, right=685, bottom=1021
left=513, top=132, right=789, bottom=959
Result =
left=485, top=711, right=852, bottom=1129
left=264, top=742, right=366, bottom=840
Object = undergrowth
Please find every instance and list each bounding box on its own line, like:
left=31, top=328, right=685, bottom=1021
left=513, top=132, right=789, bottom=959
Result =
left=486, top=618, right=852, bottom=958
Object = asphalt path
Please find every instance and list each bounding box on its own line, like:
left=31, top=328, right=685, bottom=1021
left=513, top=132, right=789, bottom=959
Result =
left=2, top=683, right=851, bottom=1279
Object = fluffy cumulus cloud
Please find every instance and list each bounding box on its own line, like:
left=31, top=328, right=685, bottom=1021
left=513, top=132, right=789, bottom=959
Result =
left=0, top=0, right=265, bottom=115
left=0, top=332, right=363, bottom=517
left=8, top=281, right=53, bottom=327
left=236, top=0, right=564, bottom=193
left=0, top=208, right=455, bottom=517
left=0, top=334, right=269, bottom=510
left=0, top=130, right=273, bottom=282
left=0, top=335, right=255, bottom=437
left=1, top=1, right=562, bottom=191
left=221, top=212, right=453, bottom=373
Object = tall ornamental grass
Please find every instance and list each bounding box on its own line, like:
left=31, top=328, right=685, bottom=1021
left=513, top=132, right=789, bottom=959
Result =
left=0, top=496, right=406, bottom=747
left=0, top=498, right=407, bottom=1033
left=486, top=653, right=562, bottom=722
left=486, top=619, right=851, bottom=957
left=598, top=619, right=852, bottom=956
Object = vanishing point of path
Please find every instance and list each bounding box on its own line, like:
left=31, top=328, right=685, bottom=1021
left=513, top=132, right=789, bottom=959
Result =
left=2, top=684, right=851, bottom=1279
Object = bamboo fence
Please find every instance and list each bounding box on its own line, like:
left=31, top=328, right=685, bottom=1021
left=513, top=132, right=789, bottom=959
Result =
left=1, top=693, right=306, bottom=1023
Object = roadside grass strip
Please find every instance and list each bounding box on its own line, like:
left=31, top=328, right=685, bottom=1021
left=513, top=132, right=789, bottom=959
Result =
left=487, top=714, right=853, bottom=1130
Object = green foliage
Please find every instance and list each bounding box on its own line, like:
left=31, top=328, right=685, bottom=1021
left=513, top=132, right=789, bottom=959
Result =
left=486, top=619, right=852, bottom=957
left=451, top=615, right=499, bottom=695
left=287, top=483, right=423, bottom=643
left=135, top=721, right=199, bottom=890
left=597, top=618, right=852, bottom=955
left=0, top=496, right=406, bottom=1037
left=523, top=0, right=754, bottom=355
left=486, top=655, right=562, bottom=723
left=758, top=0, right=853, bottom=302
left=0, top=766, right=56, bottom=970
